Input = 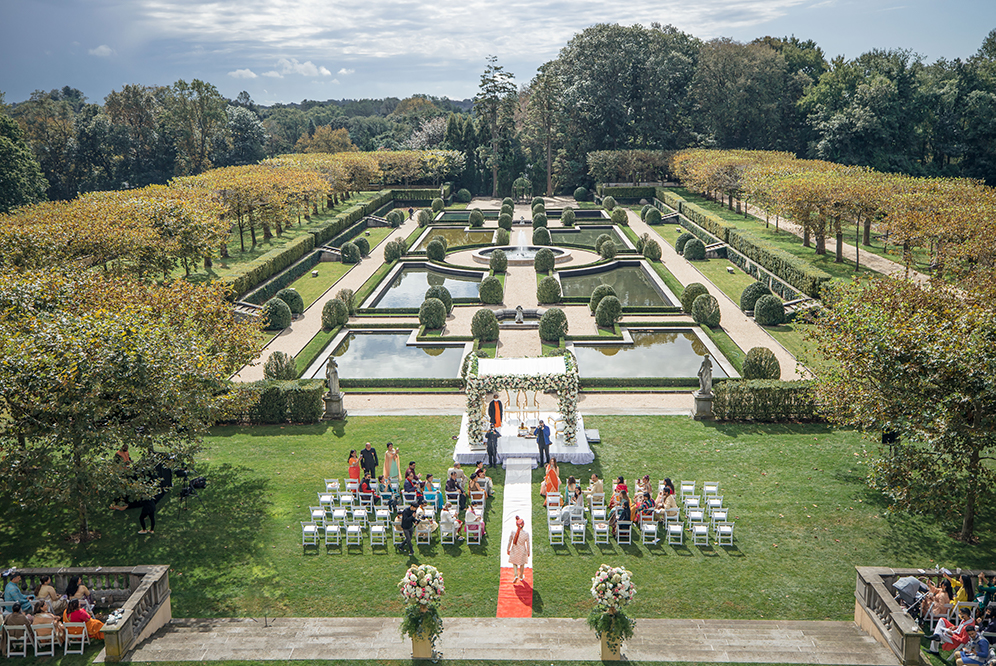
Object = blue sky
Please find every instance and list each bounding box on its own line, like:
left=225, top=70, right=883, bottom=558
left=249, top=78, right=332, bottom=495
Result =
left=1, top=0, right=993, bottom=106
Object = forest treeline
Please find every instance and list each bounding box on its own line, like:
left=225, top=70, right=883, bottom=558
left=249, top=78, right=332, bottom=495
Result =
left=3, top=23, right=996, bottom=212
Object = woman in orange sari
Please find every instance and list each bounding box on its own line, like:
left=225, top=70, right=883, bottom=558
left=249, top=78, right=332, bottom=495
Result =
left=347, top=449, right=361, bottom=483
left=64, top=599, right=104, bottom=640
left=539, top=457, right=560, bottom=505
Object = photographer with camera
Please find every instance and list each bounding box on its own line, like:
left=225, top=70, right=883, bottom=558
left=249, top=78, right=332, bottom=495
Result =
left=398, top=501, right=419, bottom=554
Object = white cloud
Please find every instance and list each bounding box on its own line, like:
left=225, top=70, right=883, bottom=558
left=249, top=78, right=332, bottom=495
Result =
left=88, top=44, right=114, bottom=57
left=338, top=68, right=355, bottom=75
left=228, top=68, right=258, bottom=79
left=262, top=71, right=283, bottom=78
left=273, top=57, right=332, bottom=77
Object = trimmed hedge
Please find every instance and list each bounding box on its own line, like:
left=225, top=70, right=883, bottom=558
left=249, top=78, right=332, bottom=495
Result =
left=680, top=283, right=709, bottom=314
left=537, top=275, right=561, bottom=304
left=599, top=241, right=618, bottom=260
left=385, top=209, right=405, bottom=227
left=417, top=208, right=434, bottom=227
left=599, top=186, right=658, bottom=200
left=643, top=239, right=662, bottom=261
left=322, top=298, right=349, bottom=329
left=532, top=212, right=548, bottom=228
left=431, top=198, right=444, bottom=212
left=594, top=295, right=622, bottom=327
left=602, top=196, right=617, bottom=210
left=533, top=226, right=552, bottom=246
left=426, top=239, right=446, bottom=262
left=241, top=249, right=322, bottom=306
left=743, top=347, right=781, bottom=379
left=691, top=293, right=721, bottom=327
left=336, top=288, right=356, bottom=315
left=581, top=377, right=699, bottom=388
left=469, top=208, right=485, bottom=227
left=531, top=196, right=544, bottom=207
left=276, top=287, right=304, bottom=315
left=471, top=308, right=500, bottom=341
left=574, top=186, right=589, bottom=201
left=539, top=307, right=568, bottom=341
left=740, top=281, right=772, bottom=311
left=595, top=233, right=613, bottom=254
left=561, top=208, right=576, bottom=227
left=341, top=241, right=360, bottom=264
left=489, top=249, right=508, bottom=273
left=754, top=294, right=786, bottom=326
left=419, top=297, right=447, bottom=329
left=534, top=247, right=556, bottom=273
left=498, top=213, right=513, bottom=230
left=479, top=276, right=504, bottom=304
left=232, top=379, right=325, bottom=424
left=425, top=285, right=453, bottom=313
left=384, top=239, right=405, bottom=263
left=713, top=380, right=817, bottom=421
left=353, top=235, right=370, bottom=257
left=502, top=197, right=514, bottom=207
left=456, top=188, right=472, bottom=203
left=610, top=208, right=628, bottom=225
left=262, top=297, right=292, bottom=330
left=675, top=232, right=695, bottom=254
left=263, top=351, right=298, bottom=380
left=589, top=284, right=616, bottom=313
left=683, top=238, right=705, bottom=260
left=727, top=228, right=831, bottom=298
left=645, top=208, right=662, bottom=225
left=495, top=229, right=510, bottom=246
left=341, top=377, right=464, bottom=389
left=223, top=233, right=316, bottom=298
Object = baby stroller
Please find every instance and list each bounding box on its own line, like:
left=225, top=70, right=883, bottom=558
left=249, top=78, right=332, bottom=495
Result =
left=892, top=576, right=928, bottom=626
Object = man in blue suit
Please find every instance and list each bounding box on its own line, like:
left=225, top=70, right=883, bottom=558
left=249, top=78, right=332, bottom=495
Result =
left=536, top=419, right=551, bottom=466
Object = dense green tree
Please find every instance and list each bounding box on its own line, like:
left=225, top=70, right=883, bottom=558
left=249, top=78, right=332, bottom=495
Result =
left=475, top=56, right=518, bottom=197
left=0, top=99, right=48, bottom=213
left=163, top=79, right=229, bottom=175
left=520, top=63, right=564, bottom=195
left=225, top=105, right=267, bottom=165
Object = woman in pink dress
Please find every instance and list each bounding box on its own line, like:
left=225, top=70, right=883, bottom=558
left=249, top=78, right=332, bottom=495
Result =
left=506, top=515, right=530, bottom=584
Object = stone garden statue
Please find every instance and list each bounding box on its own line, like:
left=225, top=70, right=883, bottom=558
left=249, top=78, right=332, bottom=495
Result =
left=515, top=305, right=524, bottom=324
left=325, top=355, right=341, bottom=395
left=697, top=354, right=713, bottom=396
left=323, top=355, right=347, bottom=420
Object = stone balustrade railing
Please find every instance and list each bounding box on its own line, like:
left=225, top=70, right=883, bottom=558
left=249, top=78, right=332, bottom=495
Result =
left=2, top=565, right=171, bottom=661
left=854, top=566, right=933, bottom=666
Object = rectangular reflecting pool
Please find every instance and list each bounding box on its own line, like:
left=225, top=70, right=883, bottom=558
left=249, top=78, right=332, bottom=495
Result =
left=304, top=331, right=465, bottom=379
left=572, top=331, right=729, bottom=378
left=415, top=227, right=495, bottom=251
left=372, top=265, right=482, bottom=308
left=436, top=211, right=500, bottom=221
left=559, top=265, right=671, bottom=307
left=550, top=226, right=626, bottom=249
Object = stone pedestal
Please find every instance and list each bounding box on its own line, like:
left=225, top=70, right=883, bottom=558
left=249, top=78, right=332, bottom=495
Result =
left=323, top=392, right=347, bottom=421
left=692, top=391, right=714, bottom=421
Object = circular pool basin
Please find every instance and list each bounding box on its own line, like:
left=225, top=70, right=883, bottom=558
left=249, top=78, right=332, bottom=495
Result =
left=473, top=246, right=570, bottom=266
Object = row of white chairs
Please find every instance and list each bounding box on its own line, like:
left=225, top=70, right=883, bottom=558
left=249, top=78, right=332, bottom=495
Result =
left=2, top=622, right=89, bottom=657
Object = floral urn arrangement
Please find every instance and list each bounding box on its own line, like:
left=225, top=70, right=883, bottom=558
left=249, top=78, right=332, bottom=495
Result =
left=587, top=564, right=636, bottom=660
left=398, top=564, right=445, bottom=659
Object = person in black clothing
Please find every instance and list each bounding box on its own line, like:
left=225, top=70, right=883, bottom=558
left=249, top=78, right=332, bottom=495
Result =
left=138, top=498, right=157, bottom=534
left=399, top=502, right=419, bottom=554
left=359, top=442, right=379, bottom=479
left=486, top=427, right=500, bottom=468
left=536, top=419, right=551, bottom=466
left=446, top=471, right=466, bottom=511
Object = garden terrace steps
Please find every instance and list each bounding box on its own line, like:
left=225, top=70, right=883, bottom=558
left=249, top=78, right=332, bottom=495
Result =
left=100, top=616, right=899, bottom=664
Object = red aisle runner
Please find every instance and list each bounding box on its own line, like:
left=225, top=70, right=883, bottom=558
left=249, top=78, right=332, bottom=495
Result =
left=496, top=566, right=533, bottom=617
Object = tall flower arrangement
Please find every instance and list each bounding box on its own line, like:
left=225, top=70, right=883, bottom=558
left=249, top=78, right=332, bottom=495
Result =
left=586, top=564, right=636, bottom=654
left=398, top=564, right=445, bottom=646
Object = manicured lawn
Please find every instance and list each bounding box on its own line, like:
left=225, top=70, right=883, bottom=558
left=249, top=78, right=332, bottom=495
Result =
left=288, top=262, right=353, bottom=309
left=765, top=320, right=835, bottom=377
left=4, top=416, right=991, bottom=628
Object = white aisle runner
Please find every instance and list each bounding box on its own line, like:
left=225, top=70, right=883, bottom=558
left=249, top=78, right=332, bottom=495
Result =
left=496, top=458, right=534, bottom=616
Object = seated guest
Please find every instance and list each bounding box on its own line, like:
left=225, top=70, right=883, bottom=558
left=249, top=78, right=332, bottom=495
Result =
left=34, top=575, right=66, bottom=615
left=955, top=625, right=989, bottom=666
left=655, top=487, right=679, bottom=521
left=609, top=476, right=627, bottom=509
left=921, top=577, right=953, bottom=618
left=358, top=471, right=378, bottom=501
left=3, top=570, right=35, bottom=608
left=977, top=573, right=996, bottom=612
left=633, top=492, right=653, bottom=523
left=415, top=501, right=438, bottom=533
left=31, top=600, right=65, bottom=645
left=464, top=503, right=485, bottom=536
left=611, top=490, right=630, bottom=534
left=63, top=598, right=104, bottom=640
left=927, top=606, right=975, bottom=654
left=424, top=474, right=443, bottom=509
left=377, top=475, right=397, bottom=511
left=446, top=471, right=466, bottom=511
left=560, top=486, right=583, bottom=526
left=2, top=602, right=33, bottom=654
left=662, top=478, right=675, bottom=496
left=468, top=471, right=485, bottom=497
left=439, top=502, right=464, bottom=538
left=584, top=474, right=603, bottom=500
left=403, top=474, right=422, bottom=501
left=474, top=462, right=494, bottom=496
left=64, top=576, right=94, bottom=613
left=566, top=475, right=578, bottom=498
left=539, top=458, right=560, bottom=503
left=636, top=475, right=652, bottom=498
left=446, top=462, right=466, bottom=490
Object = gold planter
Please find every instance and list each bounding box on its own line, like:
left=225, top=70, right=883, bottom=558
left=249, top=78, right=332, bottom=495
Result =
left=411, top=634, right=432, bottom=659
left=600, top=633, right=621, bottom=661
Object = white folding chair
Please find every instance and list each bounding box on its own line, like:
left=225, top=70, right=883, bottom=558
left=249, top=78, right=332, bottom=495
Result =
left=358, top=492, right=375, bottom=509
left=693, top=523, right=710, bottom=546
left=711, top=508, right=729, bottom=527
left=616, top=520, right=632, bottom=545
left=684, top=495, right=701, bottom=509
left=570, top=514, right=587, bottom=544
left=5, top=625, right=29, bottom=657
left=680, top=480, right=695, bottom=498
left=370, top=524, right=387, bottom=548
left=424, top=489, right=439, bottom=508
left=325, top=524, right=342, bottom=547
left=64, top=622, right=89, bottom=655
left=548, top=522, right=564, bottom=545
left=375, top=508, right=392, bottom=526
left=470, top=490, right=486, bottom=511
left=301, top=521, right=320, bottom=548
left=351, top=507, right=369, bottom=528
left=33, top=624, right=57, bottom=656
left=339, top=493, right=355, bottom=511
left=703, top=481, right=720, bottom=497
left=309, top=506, right=327, bottom=530
left=706, top=496, right=723, bottom=515
left=640, top=510, right=658, bottom=544
left=440, top=522, right=457, bottom=544
left=345, top=479, right=359, bottom=493
left=415, top=522, right=432, bottom=545
left=466, top=521, right=483, bottom=544
left=593, top=521, right=610, bottom=544
left=686, top=508, right=705, bottom=529
left=445, top=491, right=461, bottom=507
left=345, top=524, right=363, bottom=546
left=667, top=521, right=684, bottom=545
left=715, top=521, right=734, bottom=546
left=325, top=478, right=341, bottom=493
left=393, top=523, right=405, bottom=545
left=590, top=493, right=606, bottom=522
left=318, top=491, right=336, bottom=511
left=664, top=505, right=681, bottom=525
left=331, top=507, right=349, bottom=528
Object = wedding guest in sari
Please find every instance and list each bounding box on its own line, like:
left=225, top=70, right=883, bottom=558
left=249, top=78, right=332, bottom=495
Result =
left=31, top=600, right=65, bottom=645
left=34, top=575, right=66, bottom=615
left=439, top=502, right=464, bottom=538
left=539, top=458, right=560, bottom=504
left=346, top=450, right=361, bottom=483
left=64, top=599, right=104, bottom=640
left=383, top=443, right=401, bottom=487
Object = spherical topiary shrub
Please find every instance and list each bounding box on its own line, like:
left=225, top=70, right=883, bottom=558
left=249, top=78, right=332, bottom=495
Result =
left=489, top=248, right=508, bottom=273
left=754, top=294, right=786, bottom=326
left=639, top=240, right=660, bottom=262
left=426, top=239, right=446, bottom=262
left=538, top=307, right=568, bottom=341
left=599, top=240, right=618, bottom=260
left=574, top=186, right=588, bottom=202
left=532, top=200, right=545, bottom=214
left=471, top=308, right=500, bottom=341
left=532, top=226, right=552, bottom=246
left=419, top=297, right=447, bottom=330
left=594, top=233, right=613, bottom=254
left=336, top=288, right=356, bottom=315
left=680, top=282, right=709, bottom=314
left=425, top=285, right=453, bottom=314
left=263, top=351, right=298, bottom=380
left=561, top=208, right=576, bottom=227
left=417, top=208, right=433, bottom=227
left=691, top=293, right=721, bottom=327
left=495, top=229, right=510, bottom=246
left=431, top=197, right=444, bottom=213
left=275, top=287, right=304, bottom=315
left=341, top=241, right=360, bottom=264
left=610, top=207, right=628, bottom=225
left=595, top=295, right=622, bottom=328
left=534, top=247, right=556, bottom=273
left=537, top=275, right=562, bottom=304
left=322, top=297, right=349, bottom=330
left=589, top=284, right=617, bottom=313
left=675, top=232, right=695, bottom=254
left=502, top=197, right=514, bottom=208
left=468, top=208, right=485, bottom=228
left=262, top=297, right=292, bottom=330
left=531, top=196, right=544, bottom=208
left=498, top=213, right=513, bottom=230
left=739, top=281, right=773, bottom=312
left=532, top=212, right=548, bottom=229
left=683, top=238, right=706, bottom=260
left=501, top=202, right=514, bottom=216
left=640, top=204, right=652, bottom=220
left=457, top=188, right=472, bottom=203
left=479, top=276, right=504, bottom=304
left=354, top=235, right=370, bottom=256
left=743, top=347, right=781, bottom=379
left=602, top=195, right=616, bottom=211
left=384, top=239, right=405, bottom=263
left=386, top=209, right=405, bottom=227
left=645, top=208, right=662, bottom=225
left=430, top=234, right=448, bottom=251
